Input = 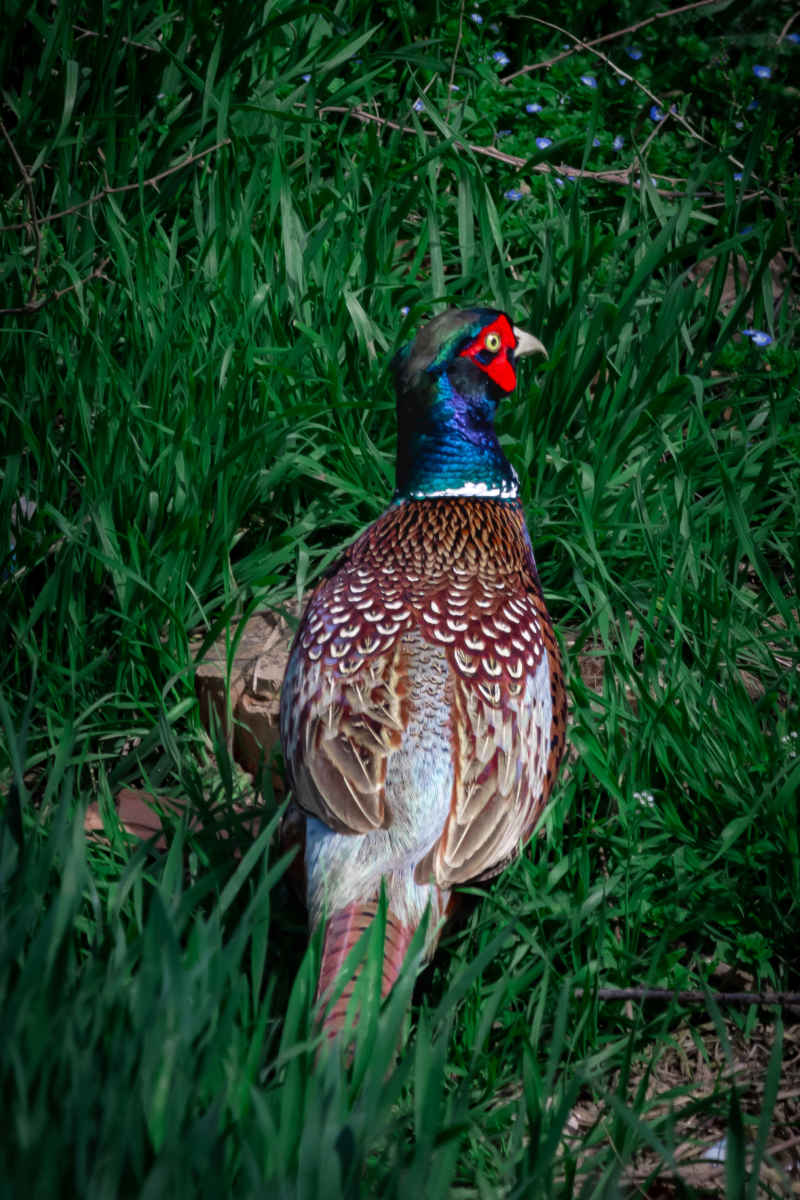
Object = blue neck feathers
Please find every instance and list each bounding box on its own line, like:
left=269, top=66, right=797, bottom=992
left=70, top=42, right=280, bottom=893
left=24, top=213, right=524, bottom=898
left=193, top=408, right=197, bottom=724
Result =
left=393, top=371, right=519, bottom=502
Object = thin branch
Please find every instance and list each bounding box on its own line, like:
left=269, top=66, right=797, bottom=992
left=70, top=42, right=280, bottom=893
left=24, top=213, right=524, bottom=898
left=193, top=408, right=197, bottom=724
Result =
left=637, top=107, right=674, bottom=158
left=73, top=24, right=161, bottom=52
left=316, top=105, right=730, bottom=197
left=700, top=190, right=766, bottom=211
left=445, top=0, right=466, bottom=124
left=0, top=139, right=231, bottom=233
left=1, top=119, right=42, bottom=304
left=777, top=10, right=800, bottom=42
left=575, top=986, right=800, bottom=1009
left=0, top=257, right=110, bottom=316
left=406, top=77, right=436, bottom=127
left=512, top=14, right=723, bottom=165
left=766, top=1130, right=800, bottom=1157
left=502, top=0, right=722, bottom=83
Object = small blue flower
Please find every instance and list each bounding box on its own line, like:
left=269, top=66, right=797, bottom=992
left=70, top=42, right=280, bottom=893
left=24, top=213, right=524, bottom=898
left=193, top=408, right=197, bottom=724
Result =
left=470, top=12, right=483, bottom=23
left=733, top=171, right=743, bottom=181
left=489, top=23, right=500, bottom=33
left=413, top=99, right=424, bottom=112
left=525, top=102, right=543, bottom=113
left=747, top=99, right=759, bottom=110
left=618, top=76, right=628, bottom=85
left=787, top=32, right=800, bottom=43
left=592, top=137, right=601, bottom=147
left=742, top=328, right=772, bottom=346
left=554, top=177, right=565, bottom=187
left=401, top=306, right=410, bottom=315
left=497, top=129, right=512, bottom=138
left=580, top=74, right=598, bottom=88
left=625, top=46, right=643, bottom=60
left=612, top=134, right=625, bottom=150
left=449, top=84, right=460, bottom=91
left=650, top=105, right=664, bottom=121
left=740, top=225, right=754, bottom=234
left=504, top=188, right=523, bottom=201
left=301, top=74, right=311, bottom=82
left=752, top=64, right=771, bottom=78
left=493, top=50, right=510, bottom=66
left=535, top=136, right=552, bottom=149
left=734, top=120, right=744, bottom=129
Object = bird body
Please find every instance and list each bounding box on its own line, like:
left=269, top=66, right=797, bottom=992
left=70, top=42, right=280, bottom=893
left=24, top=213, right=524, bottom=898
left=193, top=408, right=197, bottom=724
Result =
left=279, top=309, right=566, bottom=1035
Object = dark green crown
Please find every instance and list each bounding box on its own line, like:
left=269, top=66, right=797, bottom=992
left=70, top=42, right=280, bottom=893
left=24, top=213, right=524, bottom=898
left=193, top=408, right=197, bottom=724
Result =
left=392, top=308, right=500, bottom=394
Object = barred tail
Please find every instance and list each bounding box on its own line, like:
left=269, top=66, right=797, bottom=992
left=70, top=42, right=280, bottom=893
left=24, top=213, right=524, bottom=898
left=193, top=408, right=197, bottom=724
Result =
left=316, top=901, right=416, bottom=1038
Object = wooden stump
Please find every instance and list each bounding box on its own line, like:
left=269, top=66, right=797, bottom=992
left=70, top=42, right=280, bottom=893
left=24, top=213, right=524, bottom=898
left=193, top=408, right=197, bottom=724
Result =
left=191, top=606, right=298, bottom=777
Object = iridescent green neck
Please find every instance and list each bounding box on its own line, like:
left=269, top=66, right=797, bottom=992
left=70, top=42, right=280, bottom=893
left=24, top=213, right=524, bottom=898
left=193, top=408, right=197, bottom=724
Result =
left=393, top=372, right=519, bottom=502
left=394, top=434, right=519, bottom=500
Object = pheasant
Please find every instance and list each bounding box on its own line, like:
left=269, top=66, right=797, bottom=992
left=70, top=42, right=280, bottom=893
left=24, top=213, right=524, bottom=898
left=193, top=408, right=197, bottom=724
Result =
left=279, top=307, right=567, bottom=1038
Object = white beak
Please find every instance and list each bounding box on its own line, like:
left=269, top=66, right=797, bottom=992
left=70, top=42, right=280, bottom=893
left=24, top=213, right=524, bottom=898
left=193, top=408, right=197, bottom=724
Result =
left=513, top=326, right=548, bottom=359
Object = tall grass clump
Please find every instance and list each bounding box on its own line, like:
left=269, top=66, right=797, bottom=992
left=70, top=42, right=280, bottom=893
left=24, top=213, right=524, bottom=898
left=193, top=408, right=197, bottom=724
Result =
left=1, top=0, right=798, bottom=1194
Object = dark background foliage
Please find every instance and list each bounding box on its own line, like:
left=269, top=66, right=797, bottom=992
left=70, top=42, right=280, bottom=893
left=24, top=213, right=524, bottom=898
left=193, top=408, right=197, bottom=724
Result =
left=1, top=0, right=798, bottom=1194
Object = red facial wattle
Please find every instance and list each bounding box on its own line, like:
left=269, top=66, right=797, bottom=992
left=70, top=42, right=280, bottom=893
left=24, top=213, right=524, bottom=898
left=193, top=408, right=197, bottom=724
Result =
left=458, top=314, right=518, bottom=393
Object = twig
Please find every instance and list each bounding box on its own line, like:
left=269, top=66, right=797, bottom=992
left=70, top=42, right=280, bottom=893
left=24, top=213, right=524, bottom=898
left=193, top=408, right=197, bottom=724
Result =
left=316, top=105, right=717, bottom=196
left=0, top=257, right=110, bottom=316
left=767, top=1130, right=800, bottom=1157
left=0, top=139, right=231, bottom=233
left=502, top=0, right=722, bottom=83
left=406, top=77, right=436, bottom=127
left=1, top=119, right=42, bottom=304
left=73, top=24, right=160, bottom=52
left=700, top=191, right=765, bottom=211
left=575, top=986, right=800, bottom=1009
left=512, top=14, right=722, bottom=164
left=777, top=11, right=800, bottom=42
left=445, top=0, right=466, bottom=124
left=637, top=108, right=673, bottom=158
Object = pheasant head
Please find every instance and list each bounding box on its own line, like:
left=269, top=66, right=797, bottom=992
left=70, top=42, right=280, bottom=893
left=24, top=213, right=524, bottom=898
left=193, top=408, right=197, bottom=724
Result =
left=392, top=308, right=547, bottom=503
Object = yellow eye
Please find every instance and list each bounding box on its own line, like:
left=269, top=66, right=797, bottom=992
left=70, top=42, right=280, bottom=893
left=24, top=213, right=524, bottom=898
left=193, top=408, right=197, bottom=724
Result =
left=484, top=332, right=502, bottom=353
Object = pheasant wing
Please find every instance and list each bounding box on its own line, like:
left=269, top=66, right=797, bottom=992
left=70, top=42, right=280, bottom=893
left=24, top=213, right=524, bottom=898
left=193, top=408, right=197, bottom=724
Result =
left=280, top=563, right=414, bottom=834
left=413, top=579, right=566, bottom=887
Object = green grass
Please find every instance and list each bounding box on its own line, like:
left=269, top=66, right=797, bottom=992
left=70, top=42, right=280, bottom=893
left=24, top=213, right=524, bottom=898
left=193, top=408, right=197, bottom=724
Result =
left=1, top=0, right=799, bottom=1194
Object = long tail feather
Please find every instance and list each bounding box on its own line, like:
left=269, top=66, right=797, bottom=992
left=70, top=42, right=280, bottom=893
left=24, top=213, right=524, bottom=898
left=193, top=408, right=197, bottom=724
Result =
left=316, top=902, right=415, bottom=1038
